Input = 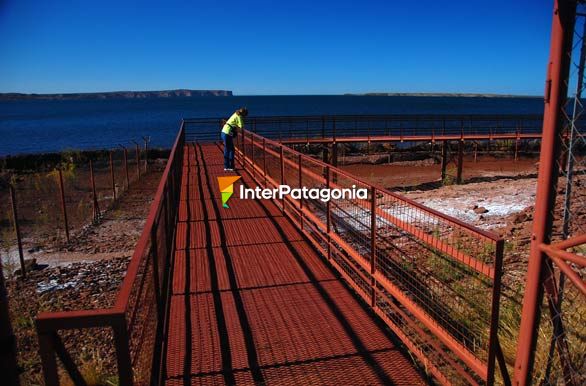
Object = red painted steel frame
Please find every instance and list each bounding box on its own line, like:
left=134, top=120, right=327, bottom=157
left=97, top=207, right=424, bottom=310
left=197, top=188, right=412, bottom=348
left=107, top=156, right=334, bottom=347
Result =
left=235, top=128, right=507, bottom=385
left=279, top=133, right=542, bottom=145
left=513, top=1, right=576, bottom=384
left=35, top=122, right=186, bottom=386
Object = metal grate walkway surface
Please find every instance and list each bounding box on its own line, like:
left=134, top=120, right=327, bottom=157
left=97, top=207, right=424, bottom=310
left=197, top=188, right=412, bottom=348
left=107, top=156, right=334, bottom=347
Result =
left=162, top=143, right=425, bottom=385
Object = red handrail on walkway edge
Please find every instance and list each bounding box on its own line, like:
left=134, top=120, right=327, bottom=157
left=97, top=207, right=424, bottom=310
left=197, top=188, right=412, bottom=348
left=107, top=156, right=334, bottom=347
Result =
left=235, top=128, right=508, bottom=385
left=35, top=122, right=186, bottom=386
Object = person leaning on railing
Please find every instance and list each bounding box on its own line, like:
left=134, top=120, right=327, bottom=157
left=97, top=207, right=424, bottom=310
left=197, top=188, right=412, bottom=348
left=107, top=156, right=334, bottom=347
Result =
left=221, top=107, right=248, bottom=171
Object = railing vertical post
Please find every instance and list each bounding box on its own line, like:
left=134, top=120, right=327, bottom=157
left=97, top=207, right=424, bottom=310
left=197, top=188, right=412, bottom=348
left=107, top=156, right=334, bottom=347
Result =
left=332, top=117, right=336, bottom=141
left=58, top=169, right=70, bottom=243
left=113, top=315, right=133, bottom=386
left=514, top=0, right=576, bottom=383
left=37, top=332, right=59, bottom=386
left=242, top=128, right=246, bottom=160
left=89, top=160, right=99, bottom=222
left=150, top=223, right=162, bottom=319
left=135, top=143, right=141, bottom=181
left=110, top=151, right=116, bottom=201
left=370, top=186, right=377, bottom=308
left=9, top=184, right=25, bottom=277
left=122, top=147, right=129, bottom=189
left=263, top=138, right=267, bottom=186
left=143, top=136, right=149, bottom=173
left=457, top=139, right=464, bottom=184
left=251, top=133, right=255, bottom=178
left=487, top=239, right=506, bottom=385
left=280, top=145, right=285, bottom=212
left=326, top=166, right=331, bottom=260
left=0, top=239, right=20, bottom=386
left=441, top=140, right=448, bottom=183
left=298, top=154, right=303, bottom=229
left=332, top=141, right=338, bottom=184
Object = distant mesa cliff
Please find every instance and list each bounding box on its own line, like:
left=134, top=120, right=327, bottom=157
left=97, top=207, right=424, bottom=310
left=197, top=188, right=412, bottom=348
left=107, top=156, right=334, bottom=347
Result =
left=0, top=89, right=233, bottom=100
left=343, top=92, right=540, bottom=98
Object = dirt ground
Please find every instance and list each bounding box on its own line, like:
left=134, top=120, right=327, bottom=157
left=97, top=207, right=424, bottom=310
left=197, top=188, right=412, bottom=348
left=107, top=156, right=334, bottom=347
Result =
left=342, top=155, right=538, bottom=192
left=4, top=168, right=163, bottom=385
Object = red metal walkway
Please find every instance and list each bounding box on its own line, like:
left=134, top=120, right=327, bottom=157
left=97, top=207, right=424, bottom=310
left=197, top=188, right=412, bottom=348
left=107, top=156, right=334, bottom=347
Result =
left=162, top=144, right=425, bottom=385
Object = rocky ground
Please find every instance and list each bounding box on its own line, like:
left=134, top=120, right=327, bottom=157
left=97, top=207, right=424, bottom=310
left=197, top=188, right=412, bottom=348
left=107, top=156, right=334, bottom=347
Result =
left=4, top=168, right=162, bottom=385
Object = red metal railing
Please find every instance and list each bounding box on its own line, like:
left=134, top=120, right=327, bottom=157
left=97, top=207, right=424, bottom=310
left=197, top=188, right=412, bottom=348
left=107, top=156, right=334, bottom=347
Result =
left=35, top=123, right=185, bottom=385
left=236, top=128, right=508, bottom=385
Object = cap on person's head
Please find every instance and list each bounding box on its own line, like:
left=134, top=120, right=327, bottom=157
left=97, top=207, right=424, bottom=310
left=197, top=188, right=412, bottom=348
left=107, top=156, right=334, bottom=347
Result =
left=238, top=107, right=248, bottom=117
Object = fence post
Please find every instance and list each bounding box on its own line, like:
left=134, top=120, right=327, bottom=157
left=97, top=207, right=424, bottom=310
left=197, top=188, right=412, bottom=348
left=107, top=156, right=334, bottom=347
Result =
left=298, top=154, right=303, bottom=229
left=487, top=239, right=507, bottom=385
left=263, top=138, right=267, bottom=186
left=58, top=169, right=70, bottom=243
left=9, top=184, right=25, bottom=278
left=143, top=136, right=149, bottom=173
left=326, top=166, right=331, bottom=260
left=112, top=314, right=133, bottom=386
left=134, top=143, right=141, bottom=181
left=0, top=255, right=19, bottom=386
left=89, top=160, right=100, bottom=222
left=251, top=133, right=255, bottom=178
left=514, top=0, right=576, bottom=383
left=110, top=151, right=116, bottom=201
left=37, top=332, right=59, bottom=386
left=457, top=139, right=464, bottom=184
left=370, top=186, right=377, bottom=308
left=441, top=140, right=448, bottom=182
left=120, top=146, right=129, bottom=190
left=280, top=145, right=285, bottom=212
left=150, top=223, right=162, bottom=319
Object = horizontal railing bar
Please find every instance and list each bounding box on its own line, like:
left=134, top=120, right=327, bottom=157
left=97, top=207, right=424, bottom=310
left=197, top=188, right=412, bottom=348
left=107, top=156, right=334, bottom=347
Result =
left=236, top=129, right=497, bottom=381
left=245, top=129, right=501, bottom=242
left=36, top=309, right=122, bottom=332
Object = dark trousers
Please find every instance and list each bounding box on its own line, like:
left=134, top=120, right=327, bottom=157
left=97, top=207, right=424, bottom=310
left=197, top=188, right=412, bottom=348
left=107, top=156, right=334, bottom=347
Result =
left=221, top=132, right=235, bottom=169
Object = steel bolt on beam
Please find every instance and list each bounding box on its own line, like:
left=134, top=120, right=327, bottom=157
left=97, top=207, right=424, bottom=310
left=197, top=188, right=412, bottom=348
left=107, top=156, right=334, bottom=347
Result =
left=9, top=184, right=25, bottom=278
left=58, top=169, right=70, bottom=243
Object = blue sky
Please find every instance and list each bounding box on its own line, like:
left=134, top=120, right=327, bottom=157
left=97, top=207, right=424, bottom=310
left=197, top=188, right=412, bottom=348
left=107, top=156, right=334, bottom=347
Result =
left=0, top=0, right=552, bottom=95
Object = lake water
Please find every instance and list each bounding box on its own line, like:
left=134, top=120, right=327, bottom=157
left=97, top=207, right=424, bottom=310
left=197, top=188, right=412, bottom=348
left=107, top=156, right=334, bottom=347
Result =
left=0, top=95, right=544, bottom=155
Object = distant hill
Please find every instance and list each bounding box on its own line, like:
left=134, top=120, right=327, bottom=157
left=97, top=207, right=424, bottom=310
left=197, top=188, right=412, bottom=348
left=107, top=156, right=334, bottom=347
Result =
left=343, top=92, right=540, bottom=98
left=0, top=89, right=232, bottom=100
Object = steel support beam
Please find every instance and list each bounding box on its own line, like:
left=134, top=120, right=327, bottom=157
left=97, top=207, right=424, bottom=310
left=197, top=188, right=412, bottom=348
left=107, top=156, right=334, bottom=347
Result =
left=513, top=1, right=576, bottom=384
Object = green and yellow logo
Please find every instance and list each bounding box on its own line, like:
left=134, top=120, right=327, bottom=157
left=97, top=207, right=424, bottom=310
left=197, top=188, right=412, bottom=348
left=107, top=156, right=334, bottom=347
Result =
left=217, top=176, right=241, bottom=208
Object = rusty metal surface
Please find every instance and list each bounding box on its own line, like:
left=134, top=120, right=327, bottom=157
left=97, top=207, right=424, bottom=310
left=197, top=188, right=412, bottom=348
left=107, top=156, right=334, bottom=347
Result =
left=231, top=128, right=508, bottom=384
left=162, top=143, right=425, bottom=385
